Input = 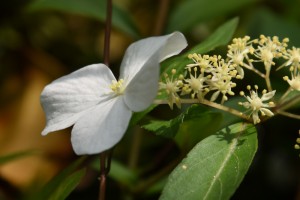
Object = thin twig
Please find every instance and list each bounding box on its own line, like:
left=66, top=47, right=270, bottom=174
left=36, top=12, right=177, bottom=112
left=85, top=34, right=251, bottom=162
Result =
left=265, top=69, right=273, bottom=92
left=279, top=87, right=292, bottom=103
left=153, top=0, right=170, bottom=35
left=103, top=0, right=112, bottom=66
left=243, top=63, right=265, bottom=78
left=277, top=110, right=300, bottom=120
left=99, top=152, right=107, bottom=200
left=153, top=99, right=250, bottom=121
left=99, top=0, right=113, bottom=199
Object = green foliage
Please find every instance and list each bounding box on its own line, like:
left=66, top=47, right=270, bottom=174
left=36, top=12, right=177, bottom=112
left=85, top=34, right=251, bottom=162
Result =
left=143, top=105, right=223, bottom=144
left=160, top=123, right=258, bottom=200
left=166, top=0, right=255, bottom=32
left=27, top=0, right=139, bottom=38
left=129, top=104, right=157, bottom=128
left=48, top=168, right=86, bottom=200
left=247, top=8, right=300, bottom=46
left=174, top=110, right=223, bottom=151
left=28, top=157, right=87, bottom=200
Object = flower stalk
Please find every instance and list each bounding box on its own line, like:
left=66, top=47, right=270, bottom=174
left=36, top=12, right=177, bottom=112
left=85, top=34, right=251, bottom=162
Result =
left=99, top=0, right=113, bottom=199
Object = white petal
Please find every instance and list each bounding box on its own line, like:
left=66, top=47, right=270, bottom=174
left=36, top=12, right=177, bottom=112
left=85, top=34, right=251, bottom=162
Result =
left=260, top=108, right=274, bottom=117
left=252, top=111, right=260, bottom=124
left=236, top=66, right=244, bottom=79
left=41, top=64, right=115, bottom=135
left=119, top=32, right=187, bottom=83
left=71, top=97, right=132, bottom=155
left=261, top=90, right=276, bottom=101
left=120, top=32, right=187, bottom=111
left=123, top=54, right=160, bottom=112
left=159, top=32, right=188, bottom=61
left=210, top=91, right=220, bottom=102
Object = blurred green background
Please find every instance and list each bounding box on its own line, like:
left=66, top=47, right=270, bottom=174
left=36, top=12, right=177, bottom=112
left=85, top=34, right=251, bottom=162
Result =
left=0, top=0, right=299, bottom=199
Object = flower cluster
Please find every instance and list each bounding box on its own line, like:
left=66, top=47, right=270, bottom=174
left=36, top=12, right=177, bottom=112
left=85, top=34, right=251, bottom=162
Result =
left=282, top=47, right=300, bottom=91
left=227, top=35, right=288, bottom=72
left=159, top=35, right=300, bottom=125
left=159, top=54, right=241, bottom=106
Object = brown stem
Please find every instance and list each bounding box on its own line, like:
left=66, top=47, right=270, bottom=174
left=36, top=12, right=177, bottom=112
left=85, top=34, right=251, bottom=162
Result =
left=99, top=152, right=107, bottom=200
left=99, top=150, right=113, bottom=200
left=153, top=0, right=170, bottom=35
left=99, top=0, right=113, bottom=199
left=103, top=0, right=112, bottom=66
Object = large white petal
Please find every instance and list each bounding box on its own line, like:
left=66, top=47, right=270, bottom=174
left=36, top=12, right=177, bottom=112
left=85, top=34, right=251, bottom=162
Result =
left=120, top=32, right=187, bottom=112
left=71, top=97, right=132, bottom=155
left=41, top=64, right=115, bottom=135
left=123, top=54, right=160, bottom=112
left=119, top=32, right=187, bottom=89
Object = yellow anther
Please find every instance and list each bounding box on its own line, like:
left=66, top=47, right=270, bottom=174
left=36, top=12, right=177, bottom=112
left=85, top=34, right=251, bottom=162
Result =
left=110, top=79, right=125, bottom=95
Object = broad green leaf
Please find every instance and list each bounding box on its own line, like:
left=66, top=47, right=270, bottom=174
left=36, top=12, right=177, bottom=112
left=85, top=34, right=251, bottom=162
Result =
left=143, top=120, right=173, bottom=137
left=28, top=156, right=87, bottom=200
left=0, top=150, right=36, bottom=165
left=160, top=123, right=258, bottom=200
left=27, top=0, right=139, bottom=38
left=246, top=8, right=300, bottom=46
left=129, top=104, right=156, bottom=128
left=143, top=105, right=222, bottom=140
left=161, top=17, right=239, bottom=75
left=49, top=168, right=86, bottom=200
left=166, top=0, right=255, bottom=32
left=175, top=111, right=223, bottom=151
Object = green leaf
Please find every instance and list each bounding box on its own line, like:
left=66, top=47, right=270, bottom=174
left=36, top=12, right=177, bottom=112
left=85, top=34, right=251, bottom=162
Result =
left=27, top=0, right=139, bottom=38
left=174, top=111, right=223, bottom=151
left=160, top=122, right=258, bottom=200
left=49, top=168, right=86, bottom=200
left=166, top=0, right=255, bottom=32
left=143, top=105, right=215, bottom=138
left=129, top=104, right=157, bottom=128
left=246, top=8, right=300, bottom=46
left=161, top=17, right=239, bottom=76
left=0, top=150, right=36, bottom=165
left=28, top=156, right=87, bottom=200
left=143, top=105, right=224, bottom=152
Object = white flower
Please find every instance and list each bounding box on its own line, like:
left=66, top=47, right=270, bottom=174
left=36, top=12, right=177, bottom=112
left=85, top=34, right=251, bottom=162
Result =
left=40, top=32, right=187, bottom=155
left=239, top=86, right=276, bottom=124
left=183, top=67, right=208, bottom=100
left=284, top=73, right=300, bottom=91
